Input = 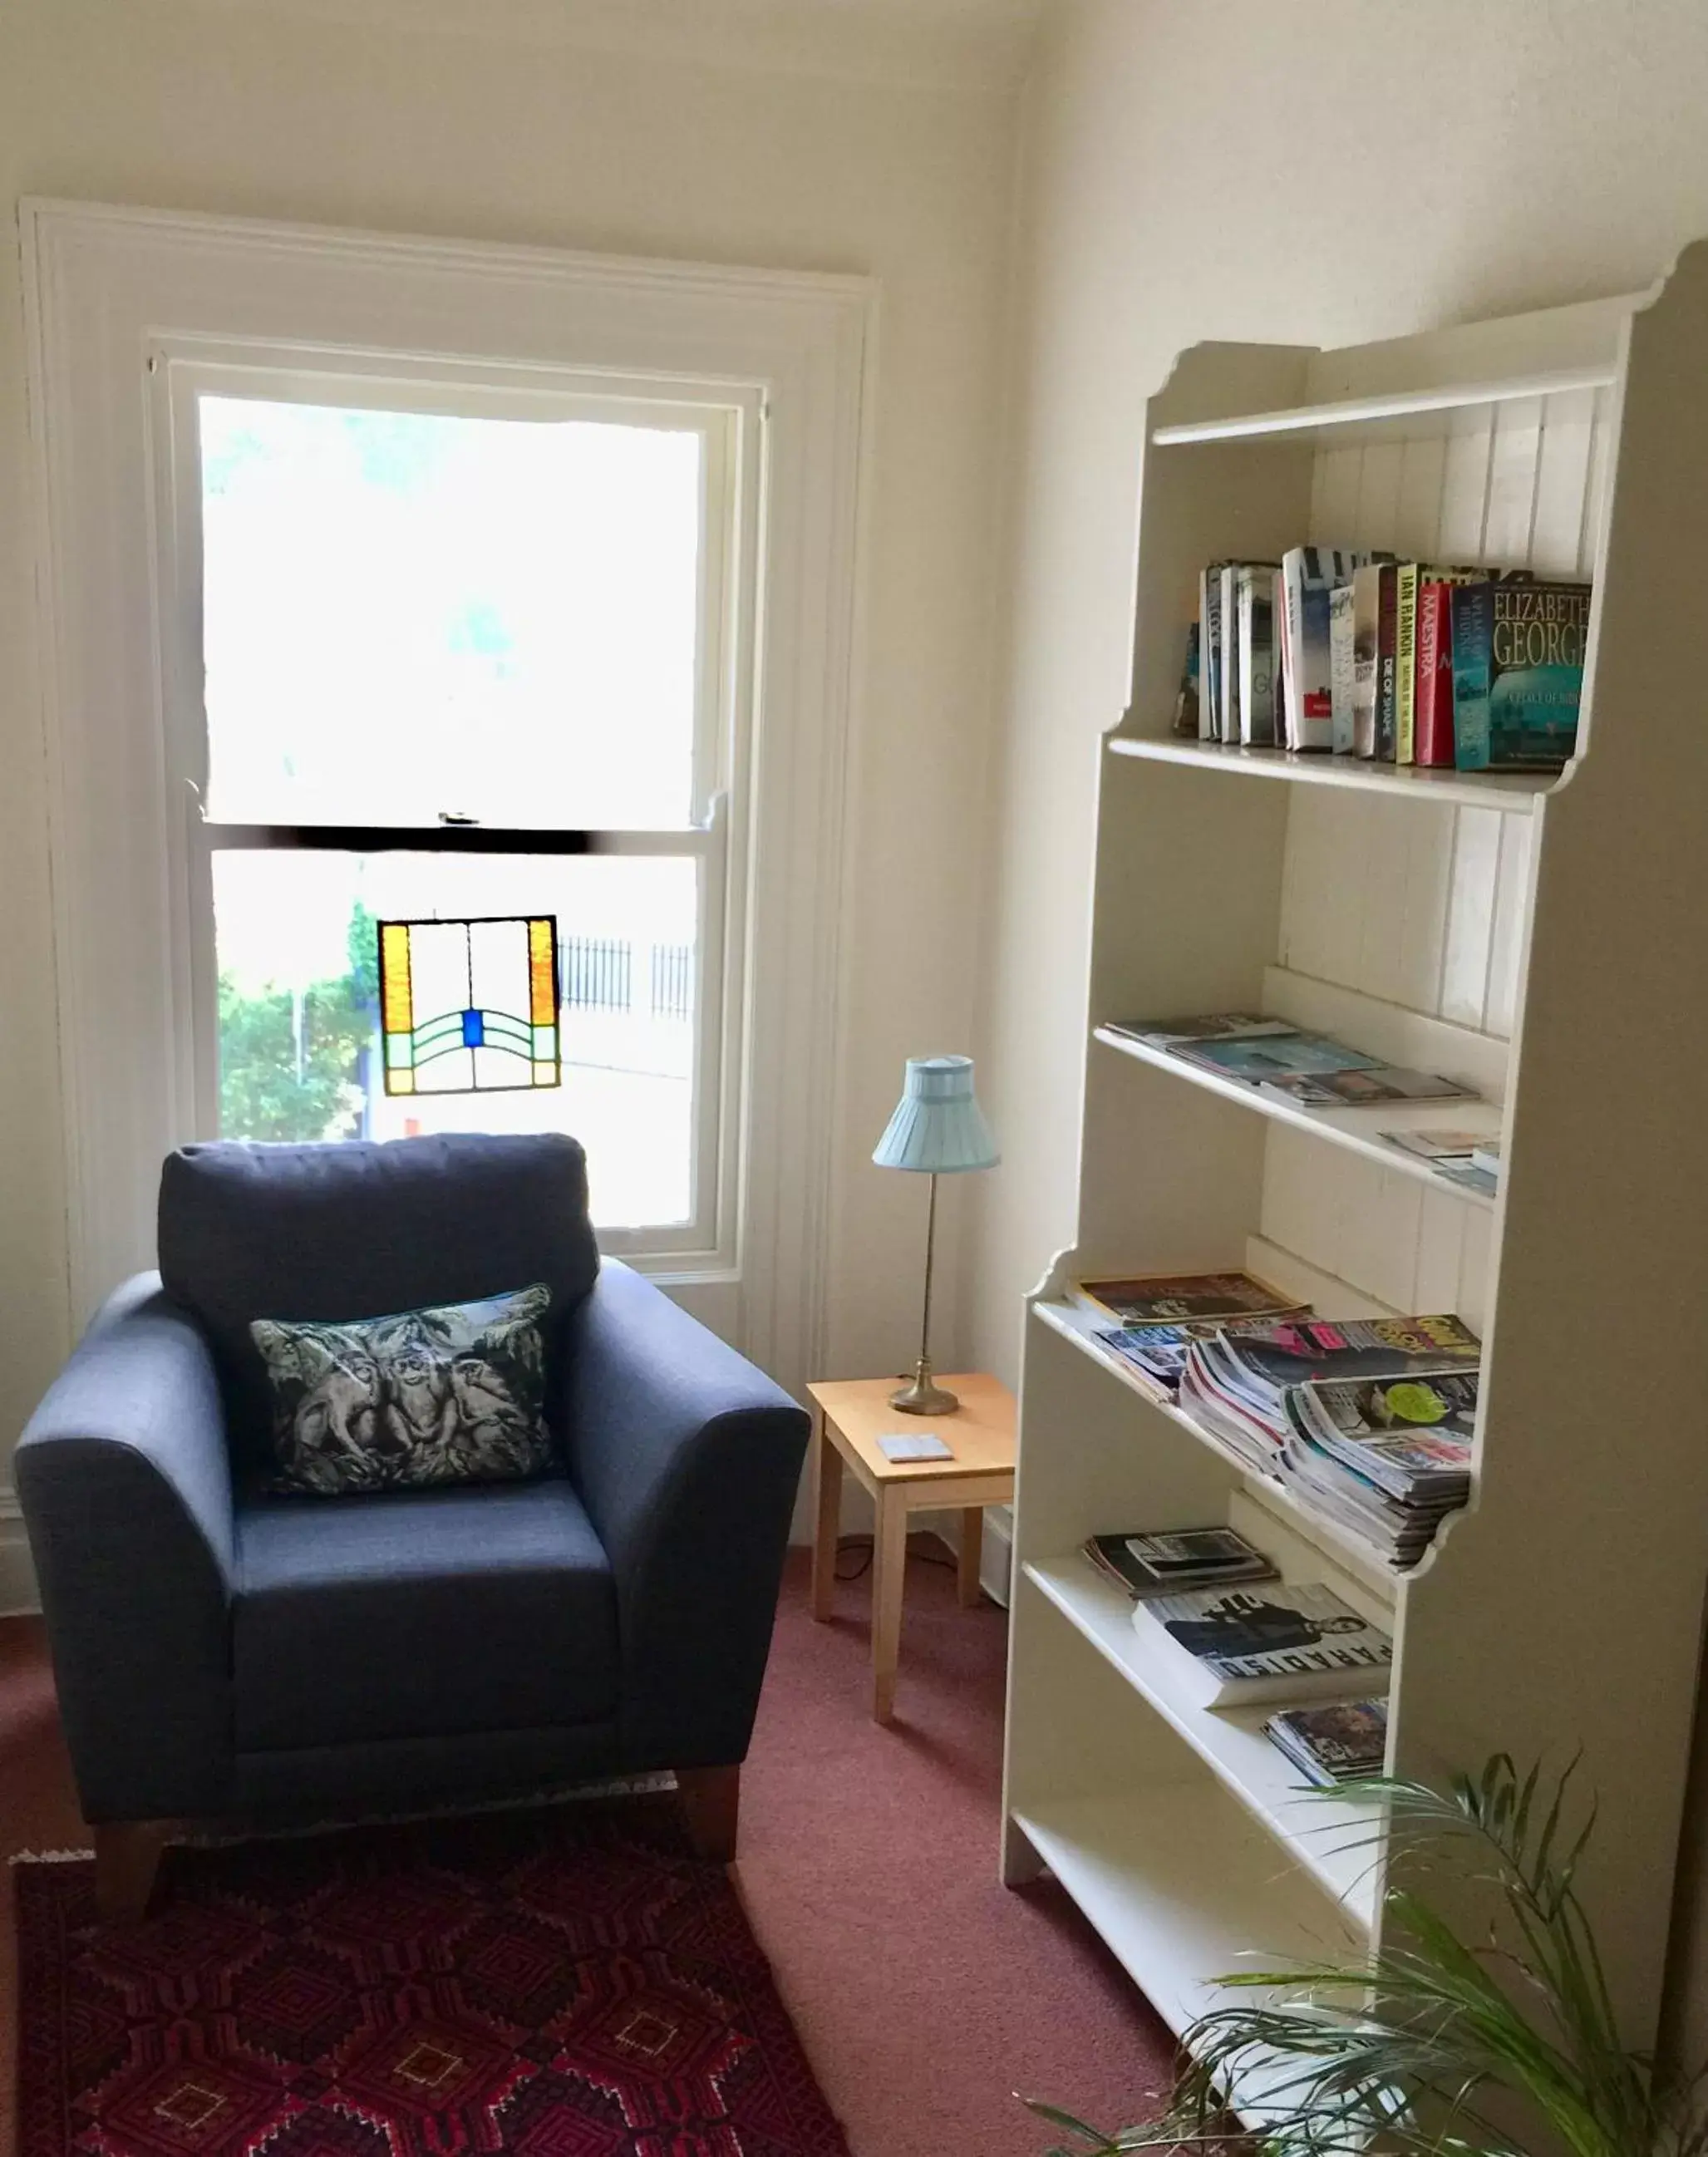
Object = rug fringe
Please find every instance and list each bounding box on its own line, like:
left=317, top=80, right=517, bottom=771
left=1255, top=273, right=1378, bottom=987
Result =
left=7, top=1776, right=677, bottom=1867
left=180, top=1771, right=680, bottom=1847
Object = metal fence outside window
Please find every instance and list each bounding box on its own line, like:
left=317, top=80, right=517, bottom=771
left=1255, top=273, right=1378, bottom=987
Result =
left=559, top=937, right=632, bottom=1012
left=651, top=943, right=692, bottom=1021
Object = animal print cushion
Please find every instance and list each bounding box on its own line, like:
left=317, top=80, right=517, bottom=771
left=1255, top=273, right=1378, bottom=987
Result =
left=251, top=1283, right=553, bottom=1497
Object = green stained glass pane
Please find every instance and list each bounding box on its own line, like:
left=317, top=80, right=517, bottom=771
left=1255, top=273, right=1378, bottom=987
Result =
left=532, top=1025, right=557, bottom=1059
left=384, top=1033, right=414, bottom=1069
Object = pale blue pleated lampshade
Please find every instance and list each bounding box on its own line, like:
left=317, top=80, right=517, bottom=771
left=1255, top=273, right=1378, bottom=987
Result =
left=872, top=1055, right=1000, bottom=1175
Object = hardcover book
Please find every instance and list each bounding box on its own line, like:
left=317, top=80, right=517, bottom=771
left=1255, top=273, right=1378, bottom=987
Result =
left=1350, top=561, right=1386, bottom=758
left=1173, top=619, right=1202, bottom=738
left=1281, top=546, right=1365, bottom=751
left=1218, top=563, right=1243, bottom=744
left=1134, top=1582, right=1394, bottom=1708
left=1236, top=564, right=1279, bottom=746
left=1415, top=580, right=1457, bottom=766
left=1396, top=564, right=1482, bottom=763
left=1328, top=581, right=1357, bottom=754
left=1453, top=578, right=1592, bottom=770
left=1199, top=563, right=1228, bottom=741
left=1373, top=563, right=1400, bottom=759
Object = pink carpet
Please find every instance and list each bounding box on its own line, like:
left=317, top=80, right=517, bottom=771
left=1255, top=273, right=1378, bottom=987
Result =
left=738, top=1546, right=1174, bottom=2155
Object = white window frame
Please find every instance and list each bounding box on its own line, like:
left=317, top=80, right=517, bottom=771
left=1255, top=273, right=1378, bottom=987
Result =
left=22, top=201, right=871, bottom=1391
left=157, top=354, right=760, bottom=1267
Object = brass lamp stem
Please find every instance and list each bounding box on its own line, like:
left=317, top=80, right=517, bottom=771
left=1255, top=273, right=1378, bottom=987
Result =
left=891, top=1170, right=959, bottom=1416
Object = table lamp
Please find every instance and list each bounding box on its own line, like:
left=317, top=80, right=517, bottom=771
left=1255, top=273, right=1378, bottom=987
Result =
left=872, top=1054, right=999, bottom=1415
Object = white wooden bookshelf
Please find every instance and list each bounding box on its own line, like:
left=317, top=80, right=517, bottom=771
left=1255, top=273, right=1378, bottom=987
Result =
left=1001, top=257, right=1708, bottom=2108
left=1090, top=1027, right=1503, bottom=1209
left=1109, top=734, right=1555, bottom=814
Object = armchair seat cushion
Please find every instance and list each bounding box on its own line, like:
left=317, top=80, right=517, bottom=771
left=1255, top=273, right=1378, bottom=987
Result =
left=233, top=1479, right=618, bottom=1752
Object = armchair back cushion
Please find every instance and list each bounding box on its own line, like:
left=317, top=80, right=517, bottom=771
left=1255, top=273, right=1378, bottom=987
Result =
left=160, top=1135, right=599, bottom=1465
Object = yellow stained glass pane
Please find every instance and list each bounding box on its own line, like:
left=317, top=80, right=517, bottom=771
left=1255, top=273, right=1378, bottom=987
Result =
left=379, top=922, right=414, bottom=1034
left=528, top=918, right=555, bottom=1026
left=532, top=1061, right=557, bottom=1086
left=390, top=1068, right=416, bottom=1095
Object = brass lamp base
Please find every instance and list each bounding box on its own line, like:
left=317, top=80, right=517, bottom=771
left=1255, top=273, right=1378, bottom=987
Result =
left=889, top=1360, right=959, bottom=1416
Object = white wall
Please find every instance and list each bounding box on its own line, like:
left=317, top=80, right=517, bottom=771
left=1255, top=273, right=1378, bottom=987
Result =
left=0, top=0, right=1024, bottom=1590
left=967, top=0, right=1708, bottom=1384
left=964, top=0, right=1708, bottom=2071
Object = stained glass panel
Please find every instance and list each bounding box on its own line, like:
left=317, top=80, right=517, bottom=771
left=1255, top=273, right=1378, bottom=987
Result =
left=376, top=915, right=560, bottom=1096
left=214, top=852, right=695, bottom=1224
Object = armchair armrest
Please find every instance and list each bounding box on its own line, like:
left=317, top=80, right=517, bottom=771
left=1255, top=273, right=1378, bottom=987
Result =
left=15, top=1274, right=237, bottom=1820
left=561, top=1262, right=810, bottom=1770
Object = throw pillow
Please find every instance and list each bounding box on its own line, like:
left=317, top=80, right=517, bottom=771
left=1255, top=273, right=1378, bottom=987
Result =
left=252, top=1283, right=553, bottom=1497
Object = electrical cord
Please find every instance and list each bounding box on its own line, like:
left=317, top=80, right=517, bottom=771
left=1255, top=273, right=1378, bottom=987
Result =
left=832, top=1531, right=959, bottom=1584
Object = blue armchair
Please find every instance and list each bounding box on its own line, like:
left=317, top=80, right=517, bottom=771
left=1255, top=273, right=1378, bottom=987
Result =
left=16, top=1134, right=809, bottom=1917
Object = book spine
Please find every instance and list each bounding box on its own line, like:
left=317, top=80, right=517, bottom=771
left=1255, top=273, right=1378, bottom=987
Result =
left=1328, top=582, right=1356, bottom=754
left=1414, top=583, right=1455, bottom=766
left=1238, top=567, right=1277, bottom=746
left=1395, top=563, right=1420, bottom=763
left=1351, top=564, right=1379, bottom=757
left=1199, top=566, right=1221, bottom=741
left=1451, top=582, right=1495, bottom=770
left=1374, top=566, right=1399, bottom=760
left=1487, top=581, right=1591, bottom=767
left=1281, top=549, right=1307, bottom=747
left=1273, top=564, right=1292, bottom=746
left=1295, top=548, right=1336, bottom=751
left=1218, top=564, right=1241, bottom=744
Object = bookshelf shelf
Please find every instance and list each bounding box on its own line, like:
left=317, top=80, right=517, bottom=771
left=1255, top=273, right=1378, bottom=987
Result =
left=1107, top=736, right=1557, bottom=815
left=1012, top=1790, right=1363, bottom=2118
left=1021, top=1558, right=1382, bottom=1926
left=1149, top=363, right=1616, bottom=449
left=1002, top=256, right=1708, bottom=2088
left=1090, top=1027, right=1502, bottom=1209
left=1031, top=1298, right=1404, bottom=1596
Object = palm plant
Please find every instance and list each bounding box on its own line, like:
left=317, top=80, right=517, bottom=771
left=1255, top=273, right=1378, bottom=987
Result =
left=1026, top=1756, right=1704, bottom=2157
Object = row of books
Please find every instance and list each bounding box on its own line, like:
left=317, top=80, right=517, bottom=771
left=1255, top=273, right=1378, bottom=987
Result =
left=1073, top=1269, right=1481, bottom=1568
left=1104, top=1009, right=1477, bottom=1111
left=1081, top=1527, right=1389, bottom=1783
left=1186, top=546, right=1590, bottom=772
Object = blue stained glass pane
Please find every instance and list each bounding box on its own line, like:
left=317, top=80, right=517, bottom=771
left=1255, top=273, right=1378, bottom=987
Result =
left=461, top=1008, right=485, bottom=1049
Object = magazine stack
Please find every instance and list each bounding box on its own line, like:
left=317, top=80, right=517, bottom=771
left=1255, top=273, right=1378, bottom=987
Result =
left=1283, top=1371, right=1477, bottom=1566
left=1263, top=1700, right=1388, bottom=1788
left=1179, top=1312, right=1481, bottom=1566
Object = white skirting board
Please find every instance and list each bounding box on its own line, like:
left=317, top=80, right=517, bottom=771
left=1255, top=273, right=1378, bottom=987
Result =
left=0, top=1491, right=37, bottom=1616
left=980, top=1502, right=1014, bottom=1608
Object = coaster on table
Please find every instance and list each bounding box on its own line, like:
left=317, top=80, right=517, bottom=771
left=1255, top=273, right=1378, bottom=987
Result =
left=878, top=1431, right=953, bottom=1464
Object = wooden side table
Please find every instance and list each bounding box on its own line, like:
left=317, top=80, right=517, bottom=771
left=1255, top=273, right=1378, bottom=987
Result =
left=805, top=1374, right=1016, bottom=1724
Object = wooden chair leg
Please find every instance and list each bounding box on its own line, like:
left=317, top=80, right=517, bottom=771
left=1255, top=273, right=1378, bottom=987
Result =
left=94, top=1822, right=171, bottom=1923
left=677, top=1765, right=741, bottom=1863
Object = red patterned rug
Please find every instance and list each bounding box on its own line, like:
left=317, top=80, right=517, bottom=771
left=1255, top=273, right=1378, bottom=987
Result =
left=15, top=1797, right=851, bottom=2156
